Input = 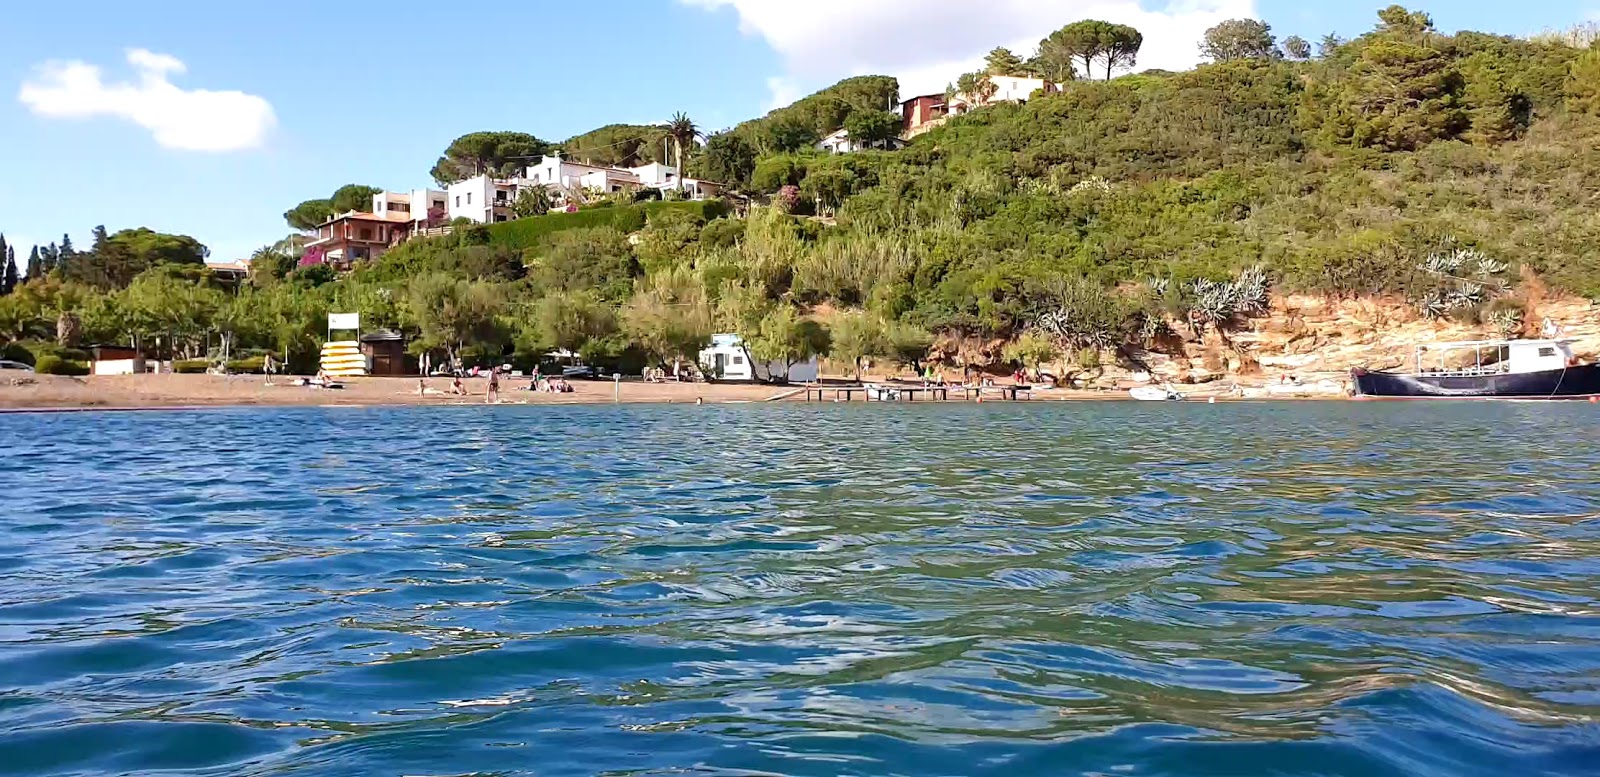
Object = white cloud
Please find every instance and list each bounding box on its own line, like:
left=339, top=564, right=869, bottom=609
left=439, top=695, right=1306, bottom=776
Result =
left=683, top=0, right=1257, bottom=102
left=17, top=48, right=276, bottom=152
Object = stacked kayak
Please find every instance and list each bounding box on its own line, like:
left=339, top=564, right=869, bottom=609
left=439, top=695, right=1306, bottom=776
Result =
left=320, top=341, right=367, bottom=377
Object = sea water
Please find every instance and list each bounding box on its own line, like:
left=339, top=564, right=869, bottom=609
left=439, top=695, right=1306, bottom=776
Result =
left=0, top=402, right=1597, bottom=776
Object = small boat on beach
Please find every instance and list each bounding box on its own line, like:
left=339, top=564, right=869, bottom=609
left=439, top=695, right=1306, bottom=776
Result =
left=1352, top=338, right=1600, bottom=400
left=1130, top=386, right=1184, bottom=401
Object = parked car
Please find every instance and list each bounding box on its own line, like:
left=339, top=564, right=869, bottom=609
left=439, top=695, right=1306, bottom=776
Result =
left=0, top=360, right=36, bottom=372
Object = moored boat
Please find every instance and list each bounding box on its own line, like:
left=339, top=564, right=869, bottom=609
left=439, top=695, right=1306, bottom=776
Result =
left=1352, top=338, right=1600, bottom=399
left=1130, top=386, right=1184, bottom=401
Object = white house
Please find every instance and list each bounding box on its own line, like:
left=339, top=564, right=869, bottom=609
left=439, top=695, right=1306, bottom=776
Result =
left=816, top=128, right=903, bottom=154
left=445, top=175, right=522, bottom=223
left=373, top=188, right=448, bottom=230
left=700, top=334, right=820, bottom=384
left=527, top=154, right=625, bottom=192
left=949, top=75, right=1062, bottom=114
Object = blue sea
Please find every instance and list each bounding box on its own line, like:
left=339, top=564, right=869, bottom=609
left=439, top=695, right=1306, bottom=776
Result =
left=1, top=402, right=1598, bottom=776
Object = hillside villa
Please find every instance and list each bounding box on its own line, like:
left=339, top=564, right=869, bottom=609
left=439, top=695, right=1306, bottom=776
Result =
left=899, top=93, right=949, bottom=137
left=435, top=154, right=725, bottom=225
left=948, top=75, right=1062, bottom=114
left=816, top=128, right=904, bottom=154
left=305, top=211, right=412, bottom=268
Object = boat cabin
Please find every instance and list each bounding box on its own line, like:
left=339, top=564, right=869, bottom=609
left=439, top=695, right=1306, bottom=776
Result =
left=1415, top=339, right=1576, bottom=376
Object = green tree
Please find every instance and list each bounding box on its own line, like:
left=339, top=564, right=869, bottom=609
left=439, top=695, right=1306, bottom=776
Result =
left=697, top=131, right=758, bottom=187
left=751, top=155, right=809, bottom=193
left=1040, top=20, right=1143, bottom=82
left=1376, top=5, right=1435, bottom=38
left=430, top=131, right=550, bottom=186
left=884, top=321, right=933, bottom=374
left=623, top=266, right=713, bottom=367
left=405, top=274, right=507, bottom=365
left=1316, top=40, right=1467, bottom=150
left=284, top=199, right=334, bottom=231
left=842, top=109, right=903, bottom=147
left=24, top=247, right=40, bottom=282
left=985, top=47, right=1025, bottom=76
left=1568, top=47, right=1600, bottom=115
left=1103, top=24, right=1145, bottom=79
left=1026, top=48, right=1076, bottom=83
left=635, top=208, right=707, bottom=274
left=665, top=112, right=700, bottom=192
left=562, top=123, right=668, bottom=167
left=0, top=236, right=11, bottom=296
left=829, top=310, right=887, bottom=379
left=122, top=267, right=227, bottom=358
left=1003, top=331, right=1060, bottom=375
left=750, top=305, right=830, bottom=383
left=956, top=71, right=997, bottom=106
left=527, top=289, right=618, bottom=357
left=529, top=227, right=638, bottom=302
left=734, top=75, right=899, bottom=153
left=1283, top=35, right=1312, bottom=61
left=511, top=185, right=555, bottom=218
left=1201, top=19, right=1278, bottom=62
left=329, top=184, right=383, bottom=214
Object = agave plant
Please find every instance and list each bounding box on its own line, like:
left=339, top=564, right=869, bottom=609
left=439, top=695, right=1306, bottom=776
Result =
left=1487, top=307, right=1524, bottom=338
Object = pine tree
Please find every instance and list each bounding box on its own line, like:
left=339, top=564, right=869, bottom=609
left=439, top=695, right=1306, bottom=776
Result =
left=57, top=233, right=76, bottom=279
left=25, top=246, right=41, bottom=282
left=0, top=235, right=9, bottom=296
left=40, top=243, right=58, bottom=275
left=1, top=248, right=16, bottom=296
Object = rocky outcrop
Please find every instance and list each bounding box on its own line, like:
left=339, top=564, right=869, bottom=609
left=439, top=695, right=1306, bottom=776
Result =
left=919, top=295, right=1600, bottom=391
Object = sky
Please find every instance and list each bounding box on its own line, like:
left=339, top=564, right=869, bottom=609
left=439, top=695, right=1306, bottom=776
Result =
left=0, top=0, right=1593, bottom=264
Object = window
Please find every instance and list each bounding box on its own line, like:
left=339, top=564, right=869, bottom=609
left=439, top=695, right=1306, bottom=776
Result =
left=455, top=196, right=460, bottom=207
left=466, top=192, right=472, bottom=204
left=358, top=227, right=374, bottom=241
left=391, top=202, right=410, bottom=213
left=494, top=214, right=507, bottom=222
left=732, top=355, right=745, bottom=366
left=1539, top=347, right=1557, bottom=357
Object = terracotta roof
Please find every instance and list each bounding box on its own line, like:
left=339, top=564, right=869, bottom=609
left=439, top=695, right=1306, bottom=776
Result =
left=319, top=210, right=412, bottom=226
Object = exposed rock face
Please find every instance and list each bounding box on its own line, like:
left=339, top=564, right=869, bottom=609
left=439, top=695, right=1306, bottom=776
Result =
left=925, top=295, right=1600, bottom=389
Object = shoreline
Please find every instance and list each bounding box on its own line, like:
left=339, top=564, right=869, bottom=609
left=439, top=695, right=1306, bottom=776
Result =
left=0, top=373, right=1296, bottom=412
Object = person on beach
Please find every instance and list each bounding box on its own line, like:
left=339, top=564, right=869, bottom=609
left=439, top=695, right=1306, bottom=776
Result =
left=452, top=375, right=466, bottom=395
left=486, top=368, right=501, bottom=404
left=263, top=353, right=277, bottom=385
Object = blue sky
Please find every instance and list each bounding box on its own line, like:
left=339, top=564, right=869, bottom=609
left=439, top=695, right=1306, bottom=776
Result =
left=0, top=0, right=1592, bottom=264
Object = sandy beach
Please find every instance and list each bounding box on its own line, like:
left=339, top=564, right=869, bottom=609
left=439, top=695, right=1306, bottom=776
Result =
left=0, top=373, right=1151, bottom=411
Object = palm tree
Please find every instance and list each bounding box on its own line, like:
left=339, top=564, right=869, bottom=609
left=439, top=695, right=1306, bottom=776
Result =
left=665, top=113, right=700, bottom=193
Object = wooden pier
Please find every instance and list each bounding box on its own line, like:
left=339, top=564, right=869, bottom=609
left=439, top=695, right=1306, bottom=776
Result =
left=802, top=383, right=1032, bottom=403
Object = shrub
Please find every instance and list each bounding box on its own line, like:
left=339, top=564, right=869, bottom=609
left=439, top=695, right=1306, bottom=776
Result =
left=33, top=355, right=90, bottom=376
left=2, top=342, right=36, bottom=366
left=25, top=343, right=90, bottom=363
left=174, top=359, right=211, bottom=374
left=486, top=201, right=731, bottom=250
left=226, top=357, right=265, bottom=374
left=701, top=217, right=748, bottom=248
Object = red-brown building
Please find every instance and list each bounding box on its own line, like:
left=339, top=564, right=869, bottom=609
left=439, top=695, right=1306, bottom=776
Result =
left=900, top=93, right=948, bottom=136
left=307, top=212, right=411, bottom=268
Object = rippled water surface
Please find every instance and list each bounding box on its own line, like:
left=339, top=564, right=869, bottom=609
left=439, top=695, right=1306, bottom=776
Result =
left=2, top=402, right=1599, bottom=776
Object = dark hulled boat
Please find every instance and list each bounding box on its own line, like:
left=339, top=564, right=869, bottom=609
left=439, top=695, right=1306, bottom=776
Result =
left=1353, top=338, right=1600, bottom=399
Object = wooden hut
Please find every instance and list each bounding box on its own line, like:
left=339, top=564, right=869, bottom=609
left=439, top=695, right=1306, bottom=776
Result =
left=359, top=330, right=407, bottom=376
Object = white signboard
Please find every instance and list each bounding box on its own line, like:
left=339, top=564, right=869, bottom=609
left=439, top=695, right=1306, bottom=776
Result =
left=328, top=313, right=360, bottom=331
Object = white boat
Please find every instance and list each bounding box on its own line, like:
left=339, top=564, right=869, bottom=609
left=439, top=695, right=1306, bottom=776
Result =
left=1130, top=386, right=1183, bottom=401
left=863, top=383, right=901, bottom=401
